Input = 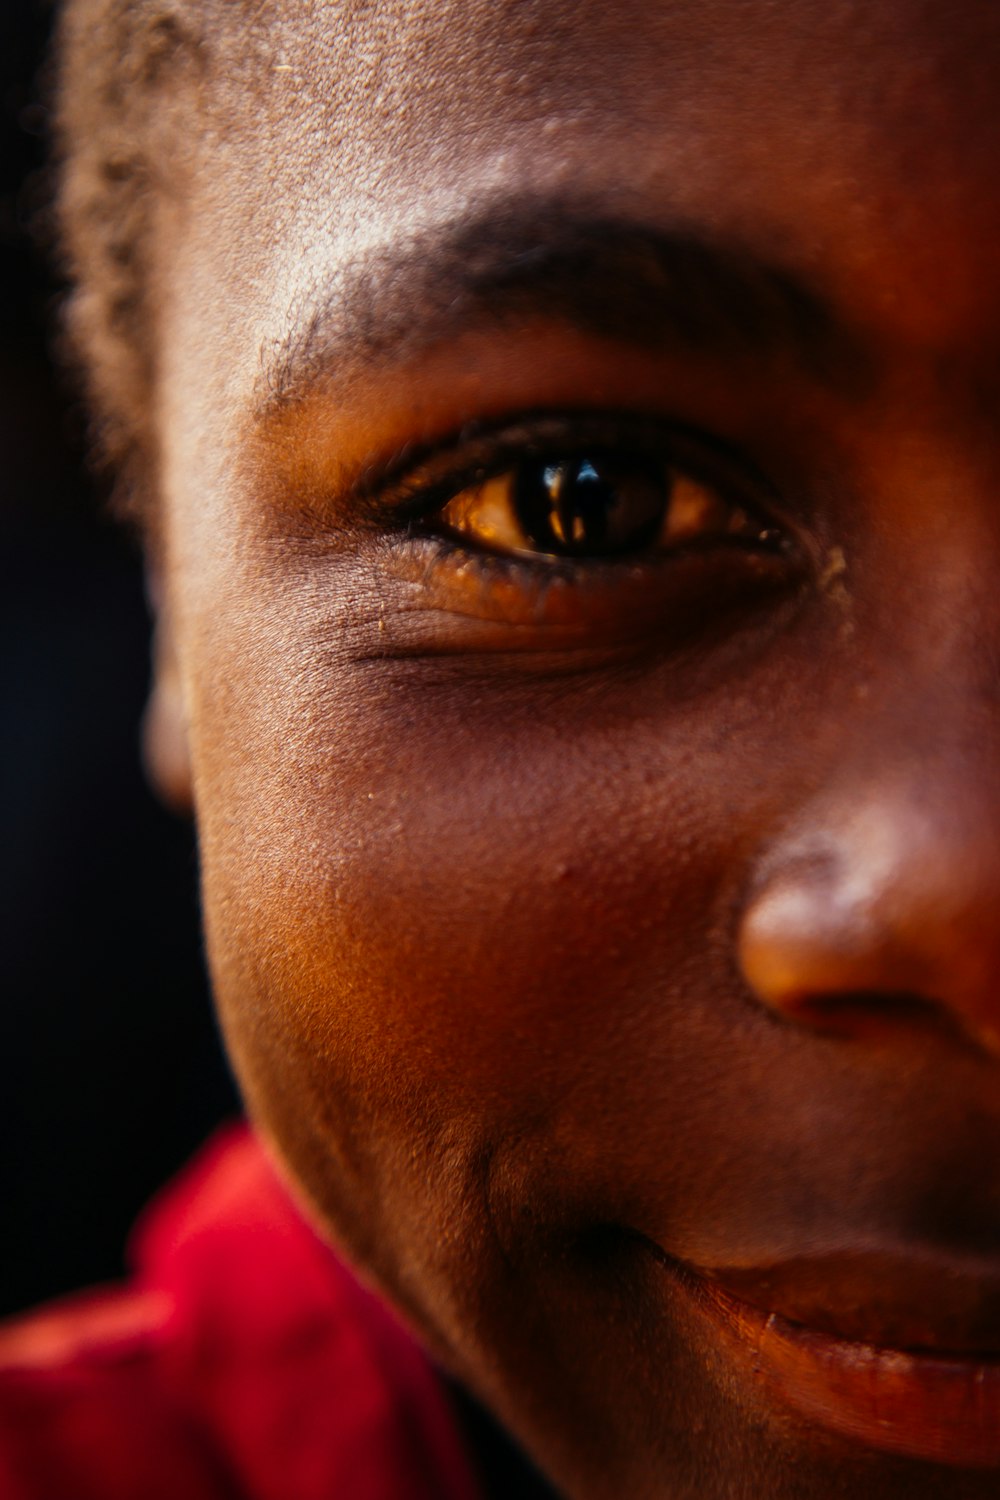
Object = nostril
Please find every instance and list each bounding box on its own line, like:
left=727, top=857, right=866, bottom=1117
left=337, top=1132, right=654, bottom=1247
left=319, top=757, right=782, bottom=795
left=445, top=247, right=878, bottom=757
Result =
left=736, top=851, right=992, bottom=1053
left=737, top=875, right=989, bottom=1051
left=773, top=989, right=978, bottom=1049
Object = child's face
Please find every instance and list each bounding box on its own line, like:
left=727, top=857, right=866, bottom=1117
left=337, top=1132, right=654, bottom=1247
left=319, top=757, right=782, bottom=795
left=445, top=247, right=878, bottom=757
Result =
left=150, top=2, right=1000, bottom=1494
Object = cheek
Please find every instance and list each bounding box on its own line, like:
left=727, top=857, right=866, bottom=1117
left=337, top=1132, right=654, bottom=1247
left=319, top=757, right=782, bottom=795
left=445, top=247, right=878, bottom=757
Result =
left=188, top=576, right=767, bottom=1199
left=189, top=641, right=719, bottom=1345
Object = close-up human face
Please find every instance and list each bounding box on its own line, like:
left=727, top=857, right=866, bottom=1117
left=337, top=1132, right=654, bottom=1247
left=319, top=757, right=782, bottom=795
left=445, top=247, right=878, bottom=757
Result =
left=149, top=2, right=1000, bottom=1495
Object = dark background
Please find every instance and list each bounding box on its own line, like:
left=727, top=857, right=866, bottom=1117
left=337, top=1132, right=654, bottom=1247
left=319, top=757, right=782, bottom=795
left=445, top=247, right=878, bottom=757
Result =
left=1, top=0, right=237, bottom=1318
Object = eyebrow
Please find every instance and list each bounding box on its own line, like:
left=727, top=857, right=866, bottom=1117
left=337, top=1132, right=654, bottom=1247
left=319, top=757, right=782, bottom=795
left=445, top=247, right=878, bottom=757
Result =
left=257, top=196, right=872, bottom=414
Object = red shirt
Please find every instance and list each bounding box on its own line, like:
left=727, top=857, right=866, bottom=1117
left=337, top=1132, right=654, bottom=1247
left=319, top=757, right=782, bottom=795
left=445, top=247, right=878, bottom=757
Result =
left=0, top=1128, right=484, bottom=1500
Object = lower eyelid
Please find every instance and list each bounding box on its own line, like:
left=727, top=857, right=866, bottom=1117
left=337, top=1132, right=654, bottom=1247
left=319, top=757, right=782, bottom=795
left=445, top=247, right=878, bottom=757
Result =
left=361, top=528, right=806, bottom=672
left=397, top=519, right=791, bottom=590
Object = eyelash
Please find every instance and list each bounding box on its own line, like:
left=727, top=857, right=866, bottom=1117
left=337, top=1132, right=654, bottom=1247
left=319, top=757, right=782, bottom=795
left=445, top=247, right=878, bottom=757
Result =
left=354, top=410, right=787, bottom=577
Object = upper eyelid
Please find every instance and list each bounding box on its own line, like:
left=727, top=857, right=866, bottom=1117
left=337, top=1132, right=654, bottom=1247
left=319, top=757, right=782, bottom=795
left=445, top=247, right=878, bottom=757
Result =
left=351, top=409, right=777, bottom=526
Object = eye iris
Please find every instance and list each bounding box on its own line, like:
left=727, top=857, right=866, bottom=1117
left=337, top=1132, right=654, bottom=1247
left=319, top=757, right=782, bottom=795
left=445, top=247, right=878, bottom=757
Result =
left=515, top=453, right=667, bottom=556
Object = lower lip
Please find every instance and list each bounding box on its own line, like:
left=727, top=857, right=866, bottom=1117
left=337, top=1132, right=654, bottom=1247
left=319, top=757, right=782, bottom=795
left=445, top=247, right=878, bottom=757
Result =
left=669, top=1262, right=1000, bottom=1467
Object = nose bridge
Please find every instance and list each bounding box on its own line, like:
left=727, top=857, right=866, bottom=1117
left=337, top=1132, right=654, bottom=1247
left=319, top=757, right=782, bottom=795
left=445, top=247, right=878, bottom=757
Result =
left=738, top=698, right=1000, bottom=1053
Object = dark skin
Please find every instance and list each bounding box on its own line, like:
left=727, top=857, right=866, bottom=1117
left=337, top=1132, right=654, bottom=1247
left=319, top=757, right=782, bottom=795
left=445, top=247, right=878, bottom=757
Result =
left=141, top=0, right=1000, bottom=1494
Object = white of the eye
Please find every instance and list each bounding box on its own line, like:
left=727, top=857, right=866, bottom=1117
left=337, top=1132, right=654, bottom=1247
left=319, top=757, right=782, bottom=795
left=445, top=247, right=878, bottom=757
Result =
left=442, top=475, right=532, bottom=550
left=662, top=474, right=726, bottom=542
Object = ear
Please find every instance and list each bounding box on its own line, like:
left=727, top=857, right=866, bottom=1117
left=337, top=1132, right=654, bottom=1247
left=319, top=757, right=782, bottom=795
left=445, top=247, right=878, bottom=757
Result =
left=142, top=571, right=194, bottom=814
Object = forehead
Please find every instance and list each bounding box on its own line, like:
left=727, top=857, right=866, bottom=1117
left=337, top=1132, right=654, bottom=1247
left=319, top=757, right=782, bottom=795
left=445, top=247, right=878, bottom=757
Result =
left=158, top=0, right=1000, bottom=462
left=217, top=0, right=1000, bottom=163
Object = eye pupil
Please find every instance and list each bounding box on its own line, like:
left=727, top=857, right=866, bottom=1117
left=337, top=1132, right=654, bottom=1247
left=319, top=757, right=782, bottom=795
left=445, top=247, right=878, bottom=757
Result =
left=516, top=453, right=667, bottom=556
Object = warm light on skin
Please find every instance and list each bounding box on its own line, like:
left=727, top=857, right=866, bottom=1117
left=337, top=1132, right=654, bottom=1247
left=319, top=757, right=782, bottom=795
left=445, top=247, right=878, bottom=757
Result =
left=136, top=2, right=1000, bottom=1496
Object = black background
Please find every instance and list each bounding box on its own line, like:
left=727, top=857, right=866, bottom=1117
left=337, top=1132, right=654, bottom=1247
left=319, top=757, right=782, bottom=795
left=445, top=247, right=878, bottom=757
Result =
left=1, top=0, right=237, bottom=1319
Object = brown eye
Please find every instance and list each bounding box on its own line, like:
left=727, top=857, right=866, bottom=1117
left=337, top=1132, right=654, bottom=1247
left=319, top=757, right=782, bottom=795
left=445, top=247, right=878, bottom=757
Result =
left=435, top=451, right=779, bottom=561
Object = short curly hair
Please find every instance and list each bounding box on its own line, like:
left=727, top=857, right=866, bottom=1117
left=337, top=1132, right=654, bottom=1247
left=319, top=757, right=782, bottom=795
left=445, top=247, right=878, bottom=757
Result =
left=56, top=0, right=215, bottom=509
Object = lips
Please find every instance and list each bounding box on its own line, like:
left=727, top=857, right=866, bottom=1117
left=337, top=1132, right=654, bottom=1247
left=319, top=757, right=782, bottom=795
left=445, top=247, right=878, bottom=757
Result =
left=641, top=1240, right=1000, bottom=1467
left=703, top=1250, right=1000, bottom=1354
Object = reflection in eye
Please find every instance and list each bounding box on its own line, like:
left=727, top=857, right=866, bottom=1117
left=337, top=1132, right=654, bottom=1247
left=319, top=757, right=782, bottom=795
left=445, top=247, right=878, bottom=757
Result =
left=433, top=451, right=780, bottom=561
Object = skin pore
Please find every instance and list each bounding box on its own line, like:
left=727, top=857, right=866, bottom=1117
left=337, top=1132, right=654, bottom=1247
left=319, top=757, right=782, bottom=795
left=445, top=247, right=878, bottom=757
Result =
left=125, top=0, right=1000, bottom=1495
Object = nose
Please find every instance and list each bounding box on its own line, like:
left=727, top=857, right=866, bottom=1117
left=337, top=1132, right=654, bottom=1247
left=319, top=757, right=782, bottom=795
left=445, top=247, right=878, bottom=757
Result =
left=738, top=770, right=1000, bottom=1057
